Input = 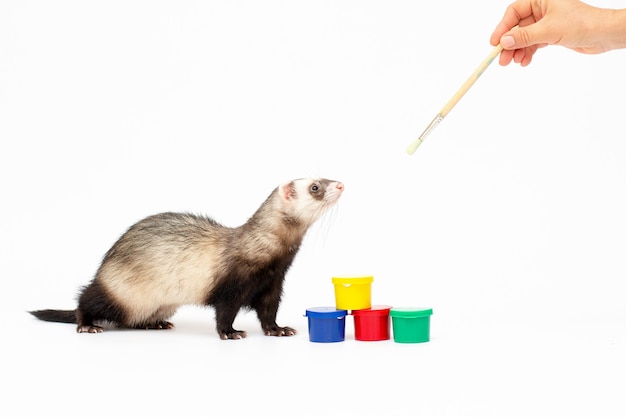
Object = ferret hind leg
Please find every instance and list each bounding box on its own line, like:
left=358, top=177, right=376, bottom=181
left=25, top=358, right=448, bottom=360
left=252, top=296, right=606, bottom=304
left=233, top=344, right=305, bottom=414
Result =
left=130, top=305, right=177, bottom=330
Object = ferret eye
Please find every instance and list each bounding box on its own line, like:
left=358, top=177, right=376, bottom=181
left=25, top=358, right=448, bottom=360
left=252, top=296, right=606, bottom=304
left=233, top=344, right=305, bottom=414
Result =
left=310, top=184, right=319, bottom=192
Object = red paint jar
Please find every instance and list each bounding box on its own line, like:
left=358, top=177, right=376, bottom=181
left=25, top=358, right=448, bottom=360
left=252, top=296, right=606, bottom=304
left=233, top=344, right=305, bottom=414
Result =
left=352, top=305, right=392, bottom=341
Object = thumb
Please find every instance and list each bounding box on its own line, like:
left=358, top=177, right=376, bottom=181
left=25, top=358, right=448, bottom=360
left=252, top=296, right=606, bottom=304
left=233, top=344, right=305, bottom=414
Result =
left=500, top=25, right=549, bottom=49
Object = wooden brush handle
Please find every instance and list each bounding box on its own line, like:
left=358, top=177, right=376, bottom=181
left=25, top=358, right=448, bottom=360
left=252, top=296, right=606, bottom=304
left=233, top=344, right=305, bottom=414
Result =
left=439, top=43, right=503, bottom=117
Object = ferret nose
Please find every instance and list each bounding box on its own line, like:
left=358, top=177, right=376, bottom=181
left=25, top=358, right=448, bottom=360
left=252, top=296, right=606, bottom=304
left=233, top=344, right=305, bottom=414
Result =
left=336, top=182, right=344, bottom=191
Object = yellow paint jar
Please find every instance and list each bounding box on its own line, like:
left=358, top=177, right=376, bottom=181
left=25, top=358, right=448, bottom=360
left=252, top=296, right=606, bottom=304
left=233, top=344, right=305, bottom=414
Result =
left=331, top=275, right=373, bottom=311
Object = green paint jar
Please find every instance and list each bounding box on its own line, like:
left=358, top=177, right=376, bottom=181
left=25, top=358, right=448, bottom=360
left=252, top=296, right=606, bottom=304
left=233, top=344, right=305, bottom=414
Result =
left=390, top=307, right=433, bottom=343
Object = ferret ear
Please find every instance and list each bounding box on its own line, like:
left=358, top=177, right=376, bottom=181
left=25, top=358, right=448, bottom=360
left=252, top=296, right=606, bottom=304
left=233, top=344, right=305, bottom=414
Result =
left=278, top=181, right=296, bottom=201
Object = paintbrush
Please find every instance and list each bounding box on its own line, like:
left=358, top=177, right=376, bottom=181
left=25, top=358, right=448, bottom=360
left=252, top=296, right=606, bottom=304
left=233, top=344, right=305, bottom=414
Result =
left=407, top=43, right=503, bottom=154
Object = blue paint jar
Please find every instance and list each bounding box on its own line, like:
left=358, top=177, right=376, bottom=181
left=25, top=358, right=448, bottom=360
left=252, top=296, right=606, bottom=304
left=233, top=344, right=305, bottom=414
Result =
left=305, top=307, right=348, bottom=343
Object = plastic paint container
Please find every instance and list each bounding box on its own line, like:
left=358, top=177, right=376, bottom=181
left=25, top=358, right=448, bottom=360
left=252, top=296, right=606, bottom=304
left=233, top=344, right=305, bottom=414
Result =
left=331, top=275, right=373, bottom=310
left=390, top=307, right=433, bottom=343
left=305, top=307, right=348, bottom=343
left=352, top=305, right=392, bottom=341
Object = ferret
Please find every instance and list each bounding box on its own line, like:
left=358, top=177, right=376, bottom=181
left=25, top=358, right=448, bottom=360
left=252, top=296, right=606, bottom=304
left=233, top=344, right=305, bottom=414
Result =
left=29, top=178, right=344, bottom=340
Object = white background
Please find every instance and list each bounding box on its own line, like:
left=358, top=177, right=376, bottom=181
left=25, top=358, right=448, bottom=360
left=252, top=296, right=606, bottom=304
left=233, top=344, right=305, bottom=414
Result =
left=2, top=1, right=626, bottom=416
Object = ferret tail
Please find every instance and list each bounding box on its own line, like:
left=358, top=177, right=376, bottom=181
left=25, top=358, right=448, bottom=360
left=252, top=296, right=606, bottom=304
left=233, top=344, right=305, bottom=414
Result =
left=29, top=309, right=77, bottom=324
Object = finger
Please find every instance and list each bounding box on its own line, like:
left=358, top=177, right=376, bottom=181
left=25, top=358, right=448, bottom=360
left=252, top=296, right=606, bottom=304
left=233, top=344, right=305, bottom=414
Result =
left=513, top=48, right=526, bottom=64
left=498, top=49, right=516, bottom=66
left=490, top=0, right=536, bottom=45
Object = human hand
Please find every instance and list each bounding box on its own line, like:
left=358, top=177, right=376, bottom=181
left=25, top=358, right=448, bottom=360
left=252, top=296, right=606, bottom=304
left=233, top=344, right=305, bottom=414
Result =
left=490, top=0, right=616, bottom=66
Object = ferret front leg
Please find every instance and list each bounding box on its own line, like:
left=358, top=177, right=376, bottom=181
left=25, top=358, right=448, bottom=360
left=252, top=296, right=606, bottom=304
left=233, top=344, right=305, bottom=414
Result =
left=214, top=303, right=247, bottom=340
left=253, top=295, right=296, bottom=337
left=262, top=322, right=297, bottom=337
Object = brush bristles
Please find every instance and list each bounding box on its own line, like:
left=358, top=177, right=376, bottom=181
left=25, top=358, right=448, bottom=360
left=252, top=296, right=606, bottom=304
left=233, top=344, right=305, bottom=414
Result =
left=406, top=138, right=423, bottom=155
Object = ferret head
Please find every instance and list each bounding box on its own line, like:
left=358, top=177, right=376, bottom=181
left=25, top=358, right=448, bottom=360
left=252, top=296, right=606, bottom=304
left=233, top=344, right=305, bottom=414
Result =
left=277, top=178, right=344, bottom=227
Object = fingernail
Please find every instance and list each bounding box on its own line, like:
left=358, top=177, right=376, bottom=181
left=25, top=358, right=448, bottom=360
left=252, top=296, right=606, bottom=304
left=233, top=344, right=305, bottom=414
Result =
left=501, top=35, right=515, bottom=48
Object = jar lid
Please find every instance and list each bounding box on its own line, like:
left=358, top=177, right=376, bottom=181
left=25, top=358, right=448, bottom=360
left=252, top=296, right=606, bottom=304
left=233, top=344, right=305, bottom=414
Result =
left=305, top=307, right=348, bottom=318
left=351, top=305, right=392, bottom=316
left=331, top=275, right=374, bottom=285
left=390, top=307, right=433, bottom=318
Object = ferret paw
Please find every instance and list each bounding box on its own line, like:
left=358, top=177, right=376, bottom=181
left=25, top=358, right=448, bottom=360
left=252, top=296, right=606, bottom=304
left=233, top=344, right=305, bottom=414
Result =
left=264, top=326, right=296, bottom=337
left=77, top=325, right=104, bottom=333
left=219, top=330, right=247, bottom=340
left=138, top=321, right=174, bottom=330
